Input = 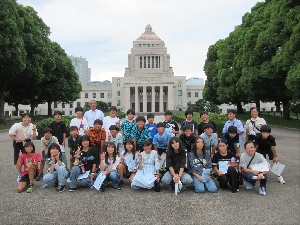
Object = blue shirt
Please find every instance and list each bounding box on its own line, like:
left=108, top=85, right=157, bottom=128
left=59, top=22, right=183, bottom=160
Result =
left=222, top=118, right=244, bottom=145
left=145, top=123, right=158, bottom=142
left=133, top=126, right=151, bottom=147
left=153, top=131, right=171, bottom=149
left=200, top=133, right=218, bottom=153
left=83, top=109, right=104, bottom=128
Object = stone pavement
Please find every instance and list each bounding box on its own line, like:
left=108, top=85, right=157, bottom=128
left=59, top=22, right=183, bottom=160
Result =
left=0, top=118, right=299, bottom=225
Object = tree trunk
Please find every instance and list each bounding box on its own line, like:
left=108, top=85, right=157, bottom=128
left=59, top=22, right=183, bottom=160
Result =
left=30, top=103, right=35, bottom=116
left=282, top=100, right=291, bottom=120
left=255, top=100, right=260, bottom=110
left=14, top=103, right=19, bottom=116
left=275, top=101, right=281, bottom=112
left=0, top=91, right=4, bottom=123
left=236, top=101, right=244, bottom=114
left=48, top=101, right=52, bottom=116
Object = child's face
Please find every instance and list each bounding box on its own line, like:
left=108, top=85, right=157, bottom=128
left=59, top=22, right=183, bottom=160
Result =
left=81, top=139, right=90, bottom=147
left=227, top=112, right=236, bottom=121
left=94, top=123, right=102, bottom=131
left=245, top=142, right=256, bottom=156
left=75, top=110, right=83, bottom=118
left=147, top=117, right=154, bottom=124
left=110, top=109, right=116, bottom=117
left=201, top=114, right=208, bottom=121
left=125, top=142, right=133, bottom=151
left=229, top=133, right=237, bottom=138
left=50, top=148, right=59, bottom=157
left=106, top=145, right=115, bottom=155
left=186, top=114, right=193, bottom=120
left=137, top=120, right=145, bottom=129
left=196, top=138, right=204, bottom=149
left=143, top=144, right=152, bottom=154
left=54, top=114, right=61, bottom=121
left=157, top=126, right=165, bottom=133
left=204, top=127, right=213, bottom=136
left=171, top=140, right=180, bottom=151
left=25, top=145, right=34, bottom=153
left=218, top=142, right=227, bottom=153
left=127, top=113, right=134, bottom=120
left=165, top=114, right=172, bottom=121
left=110, top=129, right=117, bottom=136
left=183, top=129, right=192, bottom=137
left=70, top=129, right=78, bottom=137
left=261, top=132, right=270, bottom=139
left=44, top=132, right=52, bottom=140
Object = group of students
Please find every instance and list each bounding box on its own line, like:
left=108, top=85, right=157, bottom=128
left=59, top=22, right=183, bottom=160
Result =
left=11, top=103, right=285, bottom=196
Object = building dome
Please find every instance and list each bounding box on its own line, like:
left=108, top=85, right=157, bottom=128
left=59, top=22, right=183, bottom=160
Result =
left=136, top=24, right=161, bottom=41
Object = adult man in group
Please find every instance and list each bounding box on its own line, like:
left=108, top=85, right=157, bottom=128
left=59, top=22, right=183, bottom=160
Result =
left=84, top=100, right=105, bottom=128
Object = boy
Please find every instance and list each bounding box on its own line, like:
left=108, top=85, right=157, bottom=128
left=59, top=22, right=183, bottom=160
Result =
left=70, top=106, right=89, bottom=136
left=133, top=116, right=151, bottom=152
left=145, top=113, right=157, bottom=143
left=35, top=128, right=59, bottom=181
left=68, top=126, right=83, bottom=170
left=222, top=125, right=240, bottom=157
left=103, top=106, right=120, bottom=141
left=179, top=125, right=196, bottom=153
left=49, top=110, right=67, bottom=157
left=180, top=109, right=198, bottom=137
left=89, top=119, right=106, bottom=160
left=108, top=125, right=124, bottom=154
left=254, top=125, right=285, bottom=184
left=120, top=109, right=136, bottom=143
left=200, top=123, right=218, bottom=158
left=197, top=111, right=217, bottom=135
left=153, top=122, right=171, bottom=157
left=222, top=109, right=244, bottom=146
left=163, top=110, right=179, bottom=137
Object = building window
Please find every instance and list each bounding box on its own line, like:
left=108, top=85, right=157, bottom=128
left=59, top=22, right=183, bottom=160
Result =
left=85, top=93, right=88, bottom=98
left=155, top=90, right=159, bottom=96
left=139, top=44, right=141, bottom=47
left=93, top=93, right=96, bottom=98
left=117, top=83, right=120, bottom=87
left=62, top=103, right=65, bottom=108
left=108, top=102, right=112, bottom=107
left=131, top=90, right=135, bottom=95
left=62, top=111, right=65, bottom=115
left=70, top=111, right=72, bottom=115
left=163, top=90, right=167, bottom=96
left=144, top=56, right=146, bottom=68
left=178, top=83, right=181, bottom=87
left=187, top=101, right=191, bottom=106
left=100, top=93, right=104, bottom=98
left=178, top=99, right=182, bottom=106
left=140, top=57, right=142, bottom=68
left=117, top=91, right=120, bottom=96
left=195, top=92, right=199, bottom=97
left=54, top=102, right=57, bottom=108
left=77, top=102, right=81, bottom=107
left=187, top=92, right=191, bottom=97
left=152, top=56, right=154, bottom=68
left=178, top=90, right=182, bottom=96
left=117, top=100, right=120, bottom=106
left=148, top=56, right=150, bottom=68
left=108, top=93, right=112, bottom=98
left=147, top=44, right=150, bottom=47
left=70, top=103, right=73, bottom=108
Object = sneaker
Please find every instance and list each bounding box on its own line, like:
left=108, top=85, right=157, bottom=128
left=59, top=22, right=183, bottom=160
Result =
left=117, top=182, right=123, bottom=190
left=56, top=185, right=65, bottom=193
left=259, top=187, right=267, bottom=196
left=278, top=176, right=285, bottom=184
left=69, top=188, right=76, bottom=192
left=53, top=182, right=58, bottom=188
left=246, top=181, right=253, bottom=190
left=35, top=173, right=43, bottom=181
left=26, top=184, right=35, bottom=193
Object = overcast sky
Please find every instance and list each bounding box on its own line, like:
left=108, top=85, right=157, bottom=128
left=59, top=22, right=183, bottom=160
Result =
left=17, top=0, right=263, bottom=82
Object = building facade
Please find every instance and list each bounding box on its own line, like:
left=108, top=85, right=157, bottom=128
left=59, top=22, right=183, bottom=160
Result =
left=69, top=55, right=91, bottom=87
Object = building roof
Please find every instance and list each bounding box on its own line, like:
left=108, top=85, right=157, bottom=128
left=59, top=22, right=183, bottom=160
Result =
left=136, top=24, right=161, bottom=41
left=186, top=77, right=204, bottom=85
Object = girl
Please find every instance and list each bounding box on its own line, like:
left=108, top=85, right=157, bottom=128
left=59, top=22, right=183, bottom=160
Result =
left=212, top=140, right=239, bottom=193
left=43, top=143, right=68, bottom=193
left=16, top=142, right=41, bottom=193
left=131, top=140, right=160, bottom=190
left=161, top=137, right=193, bottom=191
left=118, top=139, right=138, bottom=189
left=189, top=137, right=217, bottom=193
left=99, top=142, right=121, bottom=191
left=68, top=135, right=97, bottom=192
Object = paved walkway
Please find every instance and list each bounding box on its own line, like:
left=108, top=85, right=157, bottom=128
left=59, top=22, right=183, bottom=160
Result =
left=0, top=121, right=299, bottom=224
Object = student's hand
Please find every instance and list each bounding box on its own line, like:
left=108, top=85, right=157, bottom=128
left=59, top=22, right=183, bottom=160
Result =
left=197, top=176, right=203, bottom=182
left=138, top=151, right=142, bottom=160
left=32, top=125, right=36, bottom=132
left=155, top=174, right=160, bottom=180
left=55, top=152, right=60, bottom=160
left=257, top=173, right=264, bottom=180
left=273, top=156, right=279, bottom=163
left=103, top=171, right=108, bottom=176
left=210, top=153, right=214, bottom=159
left=252, top=170, right=260, bottom=175
left=121, top=155, right=125, bottom=163
left=100, top=152, right=106, bottom=161
left=18, top=150, right=22, bottom=158
left=173, top=174, right=180, bottom=183
left=76, top=146, right=81, bottom=155
left=89, top=173, right=95, bottom=179
left=236, top=152, right=241, bottom=158
left=133, top=115, right=137, bottom=120
left=158, top=154, right=161, bottom=160
left=217, top=170, right=223, bottom=176
left=117, top=120, right=120, bottom=127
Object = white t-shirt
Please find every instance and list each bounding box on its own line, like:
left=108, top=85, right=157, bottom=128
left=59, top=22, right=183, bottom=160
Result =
left=9, top=122, right=36, bottom=140
left=70, top=118, right=89, bottom=135
left=245, top=117, right=266, bottom=135
left=103, top=116, right=119, bottom=141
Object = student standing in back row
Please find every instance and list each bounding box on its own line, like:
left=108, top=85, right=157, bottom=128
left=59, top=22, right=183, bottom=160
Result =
left=163, top=110, right=179, bottom=137
left=103, top=106, right=120, bottom=141
left=70, top=107, right=89, bottom=136
left=198, top=111, right=217, bottom=136
left=180, top=109, right=198, bottom=137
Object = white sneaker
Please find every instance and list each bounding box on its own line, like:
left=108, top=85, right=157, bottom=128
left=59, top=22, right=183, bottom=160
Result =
left=259, top=187, right=266, bottom=196
left=246, top=181, right=252, bottom=190
left=278, top=176, right=285, bottom=184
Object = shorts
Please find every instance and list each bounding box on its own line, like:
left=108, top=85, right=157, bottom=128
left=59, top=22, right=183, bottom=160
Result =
left=257, top=149, right=274, bottom=160
left=157, top=148, right=167, bottom=156
left=19, top=170, right=38, bottom=184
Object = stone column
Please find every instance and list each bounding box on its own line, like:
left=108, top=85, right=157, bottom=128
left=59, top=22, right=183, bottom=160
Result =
left=124, top=86, right=130, bottom=111
left=152, top=86, right=155, bottom=113
left=168, top=84, right=174, bottom=110
left=135, top=86, right=139, bottom=113
left=143, top=86, right=147, bottom=112
left=160, top=86, right=163, bottom=113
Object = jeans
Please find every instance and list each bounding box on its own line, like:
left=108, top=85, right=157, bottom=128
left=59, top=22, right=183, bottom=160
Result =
left=104, top=171, right=120, bottom=188
left=161, top=171, right=193, bottom=189
left=243, top=172, right=267, bottom=188
left=69, top=166, right=93, bottom=188
left=192, top=175, right=217, bottom=193
left=43, top=166, right=68, bottom=186
left=218, top=166, right=239, bottom=192
left=60, top=152, right=68, bottom=169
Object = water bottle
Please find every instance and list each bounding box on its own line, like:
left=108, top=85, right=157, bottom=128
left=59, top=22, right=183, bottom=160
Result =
left=90, top=179, right=94, bottom=190
left=230, top=157, right=236, bottom=164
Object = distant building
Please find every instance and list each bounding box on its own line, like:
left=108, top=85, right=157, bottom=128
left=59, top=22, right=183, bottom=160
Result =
left=68, top=55, right=91, bottom=87
left=186, top=77, right=204, bottom=85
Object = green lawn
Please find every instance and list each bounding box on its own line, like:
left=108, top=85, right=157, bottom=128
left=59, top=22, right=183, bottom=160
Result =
left=237, top=113, right=300, bottom=129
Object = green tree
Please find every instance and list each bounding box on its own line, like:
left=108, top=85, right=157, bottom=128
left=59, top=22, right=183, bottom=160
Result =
left=96, top=101, right=109, bottom=112
left=0, top=0, right=26, bottom=120
left=190, top=99, right=220, bottom=114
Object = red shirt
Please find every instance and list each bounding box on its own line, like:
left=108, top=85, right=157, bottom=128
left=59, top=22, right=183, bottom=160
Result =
left=20, top=152, right=41, bottom=176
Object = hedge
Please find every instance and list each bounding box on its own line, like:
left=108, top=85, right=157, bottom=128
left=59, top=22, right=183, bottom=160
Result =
left=171, top=110, right=228, bottom=135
